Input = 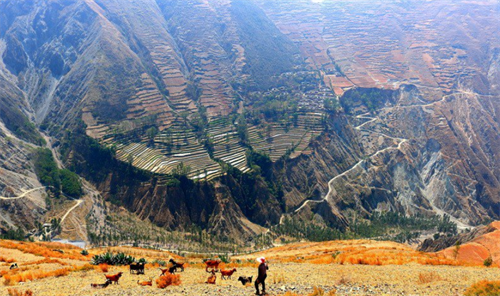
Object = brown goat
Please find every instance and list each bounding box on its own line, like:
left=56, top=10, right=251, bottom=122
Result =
left=220, top=268, right=237, bottom=280
left=204, top=259, right=221, bottom=272
left=104, top=272, right=123, bottom=284
left=159, top=267, right=171, bottom=276
left=205, top=270, right=216, bottom=284
left=137, top=278, right=153, bottom=286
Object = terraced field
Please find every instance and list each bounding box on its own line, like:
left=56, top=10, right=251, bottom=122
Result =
left=94, top=110, right=326, bottom=180
left=114, top=123, right=220, bottom=179
left=126, top=74, right=175, bottom=131
left=207, top=119, right=250, bottom=174
left=249, top=112, right=324, bottom=161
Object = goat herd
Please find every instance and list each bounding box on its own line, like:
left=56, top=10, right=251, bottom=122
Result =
left=90, top=258, right=253, bottom=289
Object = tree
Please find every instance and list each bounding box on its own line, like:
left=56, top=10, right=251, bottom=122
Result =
left=59, top=169, right=83, bottom=198
left=324, top=97, right=340, bottom=112
left=146, top=127, right=158, bottom=147
left=484, top=256, right=493, bottom=267
left=236, top=114, right=248, bottom=143
left=453, top=240, right=461, bottom=259
left=172, top=163, right=191, bottom=177
left=34, top=148, right=61, bottom=197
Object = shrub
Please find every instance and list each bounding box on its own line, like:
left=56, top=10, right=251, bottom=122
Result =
left=153, top=259, right=166, bottom=266
left=80, top=249, right=89, bottom=256
left=219, top=254, right=231, bottom=264
left=465, top=280, right=500, bottom=296
left=156, top=274, right=181, bottom=289
left=90, top=252, right=135, bottom=265
left=0, top=228, right=26, bottom=241
left=484, top=256, right=493, bottom=267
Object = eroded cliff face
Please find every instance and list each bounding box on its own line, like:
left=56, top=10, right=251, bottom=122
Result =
left=289, top=85, right=500, bottom=230
left=75, top=155, right=279, bottom=242
left=0, top=137, right=46, bottom=233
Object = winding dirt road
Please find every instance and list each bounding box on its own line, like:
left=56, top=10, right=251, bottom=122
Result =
left=60, top=199, right=83, bottom=224
left=0, top=186, right=46, bottom=200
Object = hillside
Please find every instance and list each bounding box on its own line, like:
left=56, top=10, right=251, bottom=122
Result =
left=1, top=0, right=500, bottom=247
left=437, top=221, right=500, bottom=266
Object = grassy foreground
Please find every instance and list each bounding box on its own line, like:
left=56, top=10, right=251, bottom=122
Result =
left=1, top=239, right=499, bottom=295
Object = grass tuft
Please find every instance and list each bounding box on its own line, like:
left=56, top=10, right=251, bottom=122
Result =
left=417, top=271, right=442, bottom=284
left=464, top=280, right=500, bottom=296
left=156, top=274, right=181, bottom=289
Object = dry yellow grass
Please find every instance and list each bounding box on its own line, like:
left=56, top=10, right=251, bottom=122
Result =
left=464, top=280, right=500, bottom=296
left=277, top=287, right=336, bottom=296
left=2, top=239, right=500, bottom=295
left=234, top=239, right=464, bottom=267
left=0, top=240, right=89, bottom=261
left=417, top=271, right=442, bottom=284
left=3, top=267, right=71, bottom=286
left=6, top=288, right=34, bottom=296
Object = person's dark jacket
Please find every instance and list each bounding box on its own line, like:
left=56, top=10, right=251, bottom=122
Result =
left=257, top=263, right=268, bottom=280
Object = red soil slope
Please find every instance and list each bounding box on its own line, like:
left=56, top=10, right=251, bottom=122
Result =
left=439, top=222, right=500, bottom=266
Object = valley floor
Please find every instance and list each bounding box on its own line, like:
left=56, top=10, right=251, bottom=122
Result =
left=3, top=262, right=500, bottom=295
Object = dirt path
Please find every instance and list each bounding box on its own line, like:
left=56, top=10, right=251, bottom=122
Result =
left=0, top=186, right=46, bottom=200
left=60, top=199, right=83, bottom=224
left=294, top=90, right=477, bottom=218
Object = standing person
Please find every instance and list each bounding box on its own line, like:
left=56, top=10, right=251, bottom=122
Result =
left=255, top=257, right=268, bottom=295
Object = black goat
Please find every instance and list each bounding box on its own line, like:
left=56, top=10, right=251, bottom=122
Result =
left=169, top=258, right=185, bottom=272
left=129, top=262, right=145, bottom=274
left=238, top=276, right=253, bottom=286
left=91, top=279, right=111, bottom=289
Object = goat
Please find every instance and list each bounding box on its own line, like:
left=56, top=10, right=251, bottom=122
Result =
left=204, top=259, right=221, bottom=273
left=169, top=258, right=185, bottom=272
left=137, top=278, right=153, bottom=286
left=159, top=267, right=170, bottom=276
left=205, top=270, right=216, bottom=284
left=129, top=262, right=145, bottom=274
left=104, top=272, right=123, bottom=284
left=238, top=276, right=253, bottom=286
left=9, top=263, right=18, bottom=270
left=220, top=268, right=237, bottom=280
left=91, top=279, right=111, bottom=289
